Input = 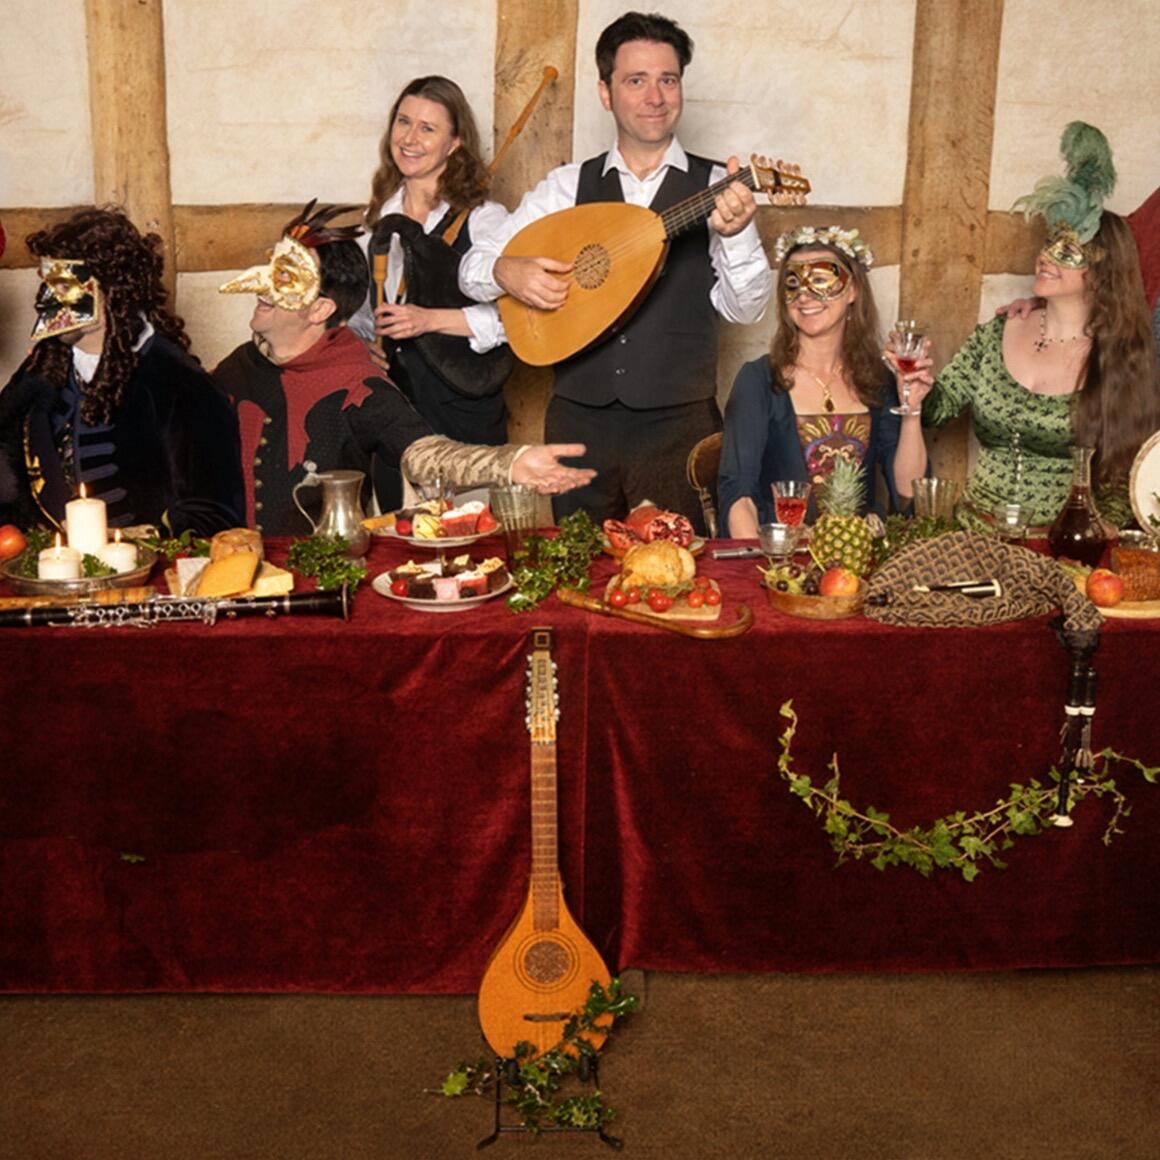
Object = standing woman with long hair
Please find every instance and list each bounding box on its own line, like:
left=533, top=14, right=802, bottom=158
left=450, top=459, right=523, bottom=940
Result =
left=904, top=123, right=1160, bottom=532
left=350, top=76, right=511, bottom=447
left=718, top=226, right=928, bottom=538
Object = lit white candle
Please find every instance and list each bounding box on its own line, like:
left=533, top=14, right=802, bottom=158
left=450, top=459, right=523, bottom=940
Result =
left=65, top=484, right=107, bottom=556
left=97, top=530, right=138, bottom=574
left=38, top=534, right=82, bottom=580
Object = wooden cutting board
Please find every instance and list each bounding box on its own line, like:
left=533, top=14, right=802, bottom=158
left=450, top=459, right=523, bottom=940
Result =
left=602, top=577, right=722, bottom=621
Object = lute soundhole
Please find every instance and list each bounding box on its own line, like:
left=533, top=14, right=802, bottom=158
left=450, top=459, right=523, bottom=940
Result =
left=573, top=244, right=611, bottom=289
left=523, top=938, right=571, bottom=985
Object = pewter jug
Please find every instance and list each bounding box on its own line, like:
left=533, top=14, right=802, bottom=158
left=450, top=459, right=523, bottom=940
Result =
left=291, top=462, right=370, bottom=556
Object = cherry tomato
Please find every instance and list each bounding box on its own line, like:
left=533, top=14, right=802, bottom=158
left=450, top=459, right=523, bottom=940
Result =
left=395, top=517, right=413, bottom=537
left=625, top=586, right=642, bottom=604
left=703, top=585, right=722, bottom=606
left=647, top=590, right=674, bottom=613
left=694, top=575, right=712, bottom=591
left=608, top=587, right=629, bottom=608
left=685, top=589, right=705, bottom=609
left=390, top=577, right=409, bottom=597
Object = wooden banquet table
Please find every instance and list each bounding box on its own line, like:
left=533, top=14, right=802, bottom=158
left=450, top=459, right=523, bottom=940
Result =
left=1, top=536, right=1158, bottom=993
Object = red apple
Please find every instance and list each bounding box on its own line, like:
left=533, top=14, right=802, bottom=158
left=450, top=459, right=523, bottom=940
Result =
left=0, top=524, right=26, bottom=562
left=1086, top=568, right=1124, bottom=608
left=819, top=566, right=859, bottom=598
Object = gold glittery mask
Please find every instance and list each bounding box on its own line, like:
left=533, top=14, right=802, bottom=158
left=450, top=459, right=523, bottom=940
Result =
left=783, top=260, right=852, bottom=304
left=31, top=258, right=102, bottom=343
left=1042, top=224, right=1091, bottom=270
left=219, top=233, right=321, bottom=310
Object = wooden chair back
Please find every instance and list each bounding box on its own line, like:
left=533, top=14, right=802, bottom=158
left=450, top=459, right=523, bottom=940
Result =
left=686, top=432, right=724, bottom=539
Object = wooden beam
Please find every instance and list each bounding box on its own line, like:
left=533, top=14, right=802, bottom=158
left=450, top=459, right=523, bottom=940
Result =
left=84, top=0, right=175, bottom=291
left=899, top=0, right=1005, bottom=479
left=0, top=208, right=90, bottom=270
left=492, top=0, right=579, bottom=457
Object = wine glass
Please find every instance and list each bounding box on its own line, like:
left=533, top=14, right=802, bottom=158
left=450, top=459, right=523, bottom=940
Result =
left=889, top=320, right=926, bottom=417
left=770, top=480, right=811, bottom=527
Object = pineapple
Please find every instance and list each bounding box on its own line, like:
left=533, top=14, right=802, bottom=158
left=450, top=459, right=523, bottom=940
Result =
left=809, top=457, right=874, bottom=576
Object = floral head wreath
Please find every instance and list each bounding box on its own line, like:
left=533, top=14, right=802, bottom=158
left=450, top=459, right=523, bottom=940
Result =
left=1012, top=122, right=1115, bottom=268
left=772, top=225, right=874, bottom=270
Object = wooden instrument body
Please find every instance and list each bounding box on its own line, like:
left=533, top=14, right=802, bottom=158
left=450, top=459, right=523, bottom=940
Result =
left=498, top=201, right=668, bottom=366
left=477, top=876, right=612, bottom=1059
left=477, top=627, right=612, bottom=1060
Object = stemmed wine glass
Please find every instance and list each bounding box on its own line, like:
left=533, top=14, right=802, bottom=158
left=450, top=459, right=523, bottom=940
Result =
left=889, top=320, right=926, bottom=417
left=770, top=480, right=811, bottom=527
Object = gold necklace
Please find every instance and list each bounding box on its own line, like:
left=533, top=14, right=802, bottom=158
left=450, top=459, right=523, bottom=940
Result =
left=1034, top=311, right=1088, bottom=353
left=799, top=363, right=842, bottom=413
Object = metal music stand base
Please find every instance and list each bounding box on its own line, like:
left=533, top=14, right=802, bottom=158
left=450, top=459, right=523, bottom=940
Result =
left=477, top=1054, right=622, bottom=1150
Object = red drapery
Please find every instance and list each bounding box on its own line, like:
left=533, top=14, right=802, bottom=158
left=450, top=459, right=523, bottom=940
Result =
left=1, top=539, right=1157, bottom=992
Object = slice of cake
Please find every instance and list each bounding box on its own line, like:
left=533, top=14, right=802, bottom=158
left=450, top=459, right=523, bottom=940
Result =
left=440, top=501, right=485, bottom=537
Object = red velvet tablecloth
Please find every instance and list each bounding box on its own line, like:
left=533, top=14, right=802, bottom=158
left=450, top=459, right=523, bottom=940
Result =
left=1, top=537, right=1157, bottom=992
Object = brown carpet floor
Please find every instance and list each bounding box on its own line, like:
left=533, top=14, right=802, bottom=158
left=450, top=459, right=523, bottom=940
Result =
left=1, top=968, right=1156, bottom=1159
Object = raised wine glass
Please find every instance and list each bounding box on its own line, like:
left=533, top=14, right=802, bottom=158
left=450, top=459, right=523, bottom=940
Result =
left=889, top=320, right=926, bottom=417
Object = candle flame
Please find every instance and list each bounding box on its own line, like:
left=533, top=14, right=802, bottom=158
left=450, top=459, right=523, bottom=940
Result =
left=114, top=529, right=122, bottom=544
left=78, top=482, right=88, bottom=499
left=54, top=532, right=63, bottom=551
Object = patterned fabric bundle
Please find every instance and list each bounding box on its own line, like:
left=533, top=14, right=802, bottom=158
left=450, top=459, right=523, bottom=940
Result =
left=865, top=532, right=1102, bottom=634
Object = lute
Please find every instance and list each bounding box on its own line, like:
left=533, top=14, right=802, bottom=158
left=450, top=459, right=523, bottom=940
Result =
left=477, top=627, right=612, bottom=1059
left=497, top=153, right=810, bottom=366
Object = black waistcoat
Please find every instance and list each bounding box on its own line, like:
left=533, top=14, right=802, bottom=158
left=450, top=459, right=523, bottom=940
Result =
left=552, top=152, right=717, bottom=409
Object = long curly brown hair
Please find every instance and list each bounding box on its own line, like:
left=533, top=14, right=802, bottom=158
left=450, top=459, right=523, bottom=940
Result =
left=364, top=76, right=490, bottom=227
left=1072, top=211, right=1160, bottom=486
left=25, top=207, right=189, bottom=425
left=768, top=244, right=885, bottom=406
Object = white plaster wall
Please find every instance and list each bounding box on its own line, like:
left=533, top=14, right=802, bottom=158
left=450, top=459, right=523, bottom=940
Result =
left=0, top=269, right=39, bottom=381
left=0, top=0, right=92, bottom=206
left=991, top=0, right=1160, bottom=215
left=178, top=272, right=261, bottom=373
left=165, top=0, right=498, bottom=205
left=576, top=0, right=914, bottom=207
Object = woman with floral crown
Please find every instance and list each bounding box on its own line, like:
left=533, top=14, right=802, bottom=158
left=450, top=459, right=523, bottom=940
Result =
left=718, top=225, right=928, bottom=537
left=899, top=122, right=1160, bottom=532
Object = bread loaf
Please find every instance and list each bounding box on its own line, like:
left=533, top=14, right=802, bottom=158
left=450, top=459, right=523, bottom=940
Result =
left=209, top=528, right=263, bottom=562
left=1110, top=545, right=1160, bottom=602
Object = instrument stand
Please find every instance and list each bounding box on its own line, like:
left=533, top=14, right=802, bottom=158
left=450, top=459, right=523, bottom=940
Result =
left=477, top=1055, right=622, bottom=1150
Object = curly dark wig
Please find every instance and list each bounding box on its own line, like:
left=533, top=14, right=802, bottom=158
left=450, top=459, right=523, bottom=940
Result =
left=25, top=207, right=190, bottom=425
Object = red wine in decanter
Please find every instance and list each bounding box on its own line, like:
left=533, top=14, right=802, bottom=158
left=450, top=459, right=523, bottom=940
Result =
left=477, top=627, right=612, bottom=1060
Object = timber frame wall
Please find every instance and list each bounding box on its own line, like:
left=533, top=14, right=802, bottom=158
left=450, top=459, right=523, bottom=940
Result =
left=0, top=0, right=1039, bottom=480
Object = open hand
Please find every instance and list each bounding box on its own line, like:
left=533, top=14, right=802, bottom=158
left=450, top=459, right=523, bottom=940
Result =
left=708, top=156, right=757, bottom=237
left=510, top=443, right=596, bottom=494
left=995, top=296, right=1043, bottom=320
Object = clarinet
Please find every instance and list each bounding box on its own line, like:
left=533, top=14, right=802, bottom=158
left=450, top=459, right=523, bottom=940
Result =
left=0, top=586, right=350, bottom=628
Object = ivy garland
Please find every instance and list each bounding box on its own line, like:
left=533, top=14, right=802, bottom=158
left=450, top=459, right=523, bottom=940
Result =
left=776, top=701, right=1158, bottom=880
left=437, top=978, right=638, bottom=1135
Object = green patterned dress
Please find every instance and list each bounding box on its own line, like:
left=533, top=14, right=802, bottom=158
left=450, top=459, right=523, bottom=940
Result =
left=924, top=317, right=1129, bottom=531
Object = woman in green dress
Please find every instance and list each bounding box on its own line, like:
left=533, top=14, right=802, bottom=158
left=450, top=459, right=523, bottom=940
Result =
left=889, top=124, right=1160, bottom=532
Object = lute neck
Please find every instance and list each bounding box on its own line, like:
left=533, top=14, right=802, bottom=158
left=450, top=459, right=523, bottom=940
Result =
left=660, top=165, right=760, bottom=239
left=530, top=739, right=559, bottom=929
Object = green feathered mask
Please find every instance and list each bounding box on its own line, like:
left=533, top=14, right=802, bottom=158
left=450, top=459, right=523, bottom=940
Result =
left=1012, top=121, right=1116, bottom=266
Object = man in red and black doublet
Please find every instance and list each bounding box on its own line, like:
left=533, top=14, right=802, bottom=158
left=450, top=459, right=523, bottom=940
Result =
left=213, top=327, right=430, bottom=536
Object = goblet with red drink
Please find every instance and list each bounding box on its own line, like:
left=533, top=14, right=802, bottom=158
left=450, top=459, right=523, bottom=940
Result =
left=889, top=320, right=926, bottom=416
left=771, top=480, right=811, bottom=526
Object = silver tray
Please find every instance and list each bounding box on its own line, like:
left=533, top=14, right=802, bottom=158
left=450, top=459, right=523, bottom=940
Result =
left=0, top=546, right=159, bottom=596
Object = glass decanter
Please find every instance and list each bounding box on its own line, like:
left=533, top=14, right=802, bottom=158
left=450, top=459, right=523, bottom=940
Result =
left=1047, top=446, right=1107, bottom=567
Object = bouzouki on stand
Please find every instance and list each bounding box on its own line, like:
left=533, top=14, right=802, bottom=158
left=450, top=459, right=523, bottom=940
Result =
left=498, top=153, right=811, bottom=366
left=477, top=627, right=612, bottom=1063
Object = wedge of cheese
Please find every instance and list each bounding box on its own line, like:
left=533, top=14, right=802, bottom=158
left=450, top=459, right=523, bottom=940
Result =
left=250, top=561, right=295, bottom=597
left=195, top=550, right=260, bottom=597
